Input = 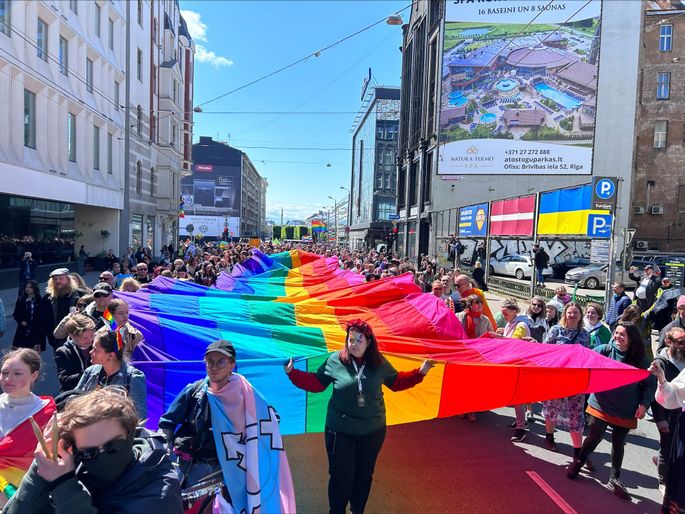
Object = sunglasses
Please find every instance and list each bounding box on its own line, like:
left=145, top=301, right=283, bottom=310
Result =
left=72, top=437, right=129, bottom=462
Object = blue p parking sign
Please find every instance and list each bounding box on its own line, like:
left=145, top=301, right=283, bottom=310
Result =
left=592, top=177, right=618, bottom=211
left=595, top=179, right=615, bottom=200
left=587, top=214, right=612, bottom=239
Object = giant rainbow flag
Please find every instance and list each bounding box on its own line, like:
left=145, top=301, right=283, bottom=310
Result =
left=123, top=250, right=649, bottom=434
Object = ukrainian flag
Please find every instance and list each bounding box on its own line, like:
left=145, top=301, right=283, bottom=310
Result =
left=537, top=184, right=609, bottom=236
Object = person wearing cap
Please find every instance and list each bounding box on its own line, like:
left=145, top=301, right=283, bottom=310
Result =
left=84, top=283, right=114, bottom=331
left=658, top=295, right=685, bottom=354
left=157, top=340, right=237, bottom=487
left=41, top=268, right=80, bottom=350
left=633, top=264, right=660, bottom=312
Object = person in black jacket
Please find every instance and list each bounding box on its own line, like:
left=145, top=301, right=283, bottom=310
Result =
left=17, top=252, right=37, bottom=294
left=54, top=314, right=94, bottom=392
left=532, top=244, right=550, bottom=286
left=42, top=268, right=80, bottom=350
left=651, top=327, right=685, bottom=493
left=12, top=280, right=44, bottom=351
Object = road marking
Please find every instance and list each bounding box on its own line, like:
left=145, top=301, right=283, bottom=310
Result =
left=526, top=471, right=578, bottom=514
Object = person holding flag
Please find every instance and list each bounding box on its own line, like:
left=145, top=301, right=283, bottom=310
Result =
left=103, top=299, right=143, bottom=361
left=158, top=340, right=296, bottom=514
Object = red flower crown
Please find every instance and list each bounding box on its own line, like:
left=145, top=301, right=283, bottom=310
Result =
left=346, top=319, right=373, bottom=338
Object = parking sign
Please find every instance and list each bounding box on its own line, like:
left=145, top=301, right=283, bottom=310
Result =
left=592, top=177, right=618, bottom=211
left=587, top=214, right=612, bottom=239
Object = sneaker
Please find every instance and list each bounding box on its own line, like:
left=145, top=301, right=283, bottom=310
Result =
left=606, top=477, right=630, bottom=500
left=507, top=421, right=528, bottom=429
left=566, top=459, right=582, bottom=479
left=543, top=436, right=558, bottom=452
left=511, top=429, right=526, bottom=442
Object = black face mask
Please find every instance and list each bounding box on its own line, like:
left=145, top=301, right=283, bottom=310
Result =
left=74, top=435, right=135, bottom=491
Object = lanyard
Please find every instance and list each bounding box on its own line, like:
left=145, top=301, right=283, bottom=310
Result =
left=352, top=361, right=366, bottom=394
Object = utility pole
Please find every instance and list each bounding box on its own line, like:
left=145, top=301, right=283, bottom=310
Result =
left=328, top=196, right=338, bottom=245
left=118, top=0, right=131, bottom=258
left=280, top=207, right=284, bottom=227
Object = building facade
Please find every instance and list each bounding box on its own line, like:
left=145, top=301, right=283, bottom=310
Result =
left=183, top=137, right=267, bottom=241
left=630, top=1, right=685, bottom=252
left=396, top=0, right=642, bottom=264
left=348, top=86, right=400, bottom=250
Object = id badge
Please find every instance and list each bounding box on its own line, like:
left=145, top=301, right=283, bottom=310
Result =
left=357, top=393, right=366, bottom=408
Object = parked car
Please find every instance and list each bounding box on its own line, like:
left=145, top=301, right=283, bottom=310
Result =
left=550, top=257, right=591, bottom=279
left=565, top=259, right=654, bottom=290
left=489, top=254, right=553, bottom=280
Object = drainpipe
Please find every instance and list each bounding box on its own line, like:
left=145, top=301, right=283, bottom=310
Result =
left=119, top=0, right=131, bottom=257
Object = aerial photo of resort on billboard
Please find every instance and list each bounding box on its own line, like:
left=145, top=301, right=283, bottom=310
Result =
left=438, top=0, right=602, bottom=175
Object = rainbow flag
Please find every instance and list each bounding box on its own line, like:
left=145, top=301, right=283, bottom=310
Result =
left=103, top=309, right=117, bottom=331
left=124, top=250, right=649, bottom=434
left=537, top=184, right=610, bottom=235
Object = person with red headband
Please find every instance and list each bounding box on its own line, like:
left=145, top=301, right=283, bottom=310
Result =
left=72, top=330, right=147, bottom=419
left=284, top=319, right=435, bottom=514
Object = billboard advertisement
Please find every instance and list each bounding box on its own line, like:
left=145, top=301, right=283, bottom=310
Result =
left=179, top=215, right=240, bottom=238
left=458, top=203, right=488, bottom=237
left=438, top=0, right=601, bottom=175
left=181, top=163, right=242, bottom=237
left=490, top=195, right=535, bottom=237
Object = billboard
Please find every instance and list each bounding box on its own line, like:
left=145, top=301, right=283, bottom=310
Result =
left=438, top=0, right=602, bottom=175
left=458, top=203, right=488, bottom=237
left=490, top=195, right=535, bottom=237
left=180, top=163, right=242, bottom=237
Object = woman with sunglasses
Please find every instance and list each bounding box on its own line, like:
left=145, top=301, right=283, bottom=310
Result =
left=3, top=388, right=183, bottom=513
left=567, top=322, right=656, bottom=500
left=525, top=296, right=548, bottom=343
left=285, top=319, right=435, bottom=514
left=74, top=330, right=147, bottom=419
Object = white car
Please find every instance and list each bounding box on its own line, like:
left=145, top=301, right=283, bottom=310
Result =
left=489, top=254, right=553, bottom=280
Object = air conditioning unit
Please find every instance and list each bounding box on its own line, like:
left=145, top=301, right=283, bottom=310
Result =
left=651, top=205, right=664, bottom=215
left=636, top=240, right=649, bottom=250
left=633, top=206, right=646, bottom=215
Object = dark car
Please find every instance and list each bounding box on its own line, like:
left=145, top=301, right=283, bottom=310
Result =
left=551, top=257, right=591, bottom=279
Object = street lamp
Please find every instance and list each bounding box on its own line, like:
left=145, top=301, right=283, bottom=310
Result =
left=328, top=196, right=338, bottom=246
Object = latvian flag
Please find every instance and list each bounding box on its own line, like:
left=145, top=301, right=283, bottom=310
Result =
left=490, top=195, right=535, bottom=237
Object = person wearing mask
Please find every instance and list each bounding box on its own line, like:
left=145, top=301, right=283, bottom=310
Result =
left=454, top=274, right=496, bottom=328
left=12, top=281, right=44, bottom=352
left=54, top=314, right=95, bottom=392
left=284, top=319, right=434, bottom=514
left=567, top=323, right=656, bottom=500
left=105, top=300, right=143, bottom=361
left=489, top=298, right=531, bottom=442
left=633, top=264, right=660, bottom=312
left=542, top=302, right=591, bottom=460
left=650, top=327, right=685, bottom=497
left=659, top=295, right=685, bottom=354
left=0, top=349, right=56, bottom=508
left=41, top=268, right=80, bottom=350
left=650, top=343, right=685, bottom=513
left=74, top=331, right=147, bottom=419
left=84, top=283, right=114, bottom=330
left=584, top=302, right=612, bottom=349
left=606, top=282, right=631, bottom=332
left=3, top=388, right=183, bottom=513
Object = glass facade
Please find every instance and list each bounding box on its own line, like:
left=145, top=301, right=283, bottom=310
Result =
left=0, top=194, right=75, bottom=269
left=131, top=214, right=143, bottom=248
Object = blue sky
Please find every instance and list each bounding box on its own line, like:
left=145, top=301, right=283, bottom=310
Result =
left=179, top=0, right=407, bottom=223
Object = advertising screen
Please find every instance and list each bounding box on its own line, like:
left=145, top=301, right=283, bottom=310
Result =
left=438, top=0, right=601, bottom=175
left=458, top=203, right=488, bottom=237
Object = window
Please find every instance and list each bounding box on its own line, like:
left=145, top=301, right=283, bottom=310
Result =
left=0, top=0, right=10, bottom=36
left=171, top=122, right=176, bottom=146
left=37, top=18, right=47, bottom=61
left=172, top=79, right=177, bottom=104
left=135, top=161, right=142, bottom=193
left=108, top=18, right=114, bottom=50
left=70, top=0, right=77, bottom=14
left=86, top=58, right=93, bottom=93
left=68, top=113, right=76, bottom=161
left=657, top=72, right=670, bottom=100
left=136, top=105, right=142, bottom=136
left=114, top=80, right=119, bottom=110
left=150, top=114, right=156, bottom=142
left=93, top=125, right=100, bottom=170
left=654, top=120, right=668, bottom=148
left=137, top=48, right=142, bottom=81
left=94, top=3, right=100, bottom=37
left=660, top=24, right=673, bottom=52
left=137, top=0, right=143, bottom=26
left=107, top=132, right=113, bottom=174
left=59, top=36, right=68, bottom=75
left=24, top=89, right=36, bottom=149
left=150, top=167, right=155, bottom=196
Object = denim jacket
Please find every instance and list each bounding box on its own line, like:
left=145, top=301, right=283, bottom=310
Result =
left=75, top=363, right=147, bottom=419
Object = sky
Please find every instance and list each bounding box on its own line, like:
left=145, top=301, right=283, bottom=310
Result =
left=179, top=0, right=407, bottom=224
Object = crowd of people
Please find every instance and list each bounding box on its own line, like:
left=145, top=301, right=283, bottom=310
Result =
left=0, top=240, right=684, bottom=513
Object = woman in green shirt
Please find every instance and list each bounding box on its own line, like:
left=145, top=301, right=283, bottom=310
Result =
left=584, top=302, right=612, bottom=349
left=285, top=319, right=434, bottom=514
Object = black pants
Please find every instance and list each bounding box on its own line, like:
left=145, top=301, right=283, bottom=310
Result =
left=325, top=425, right=386, bottom=514
left=578, top=415, right=630, bottom=479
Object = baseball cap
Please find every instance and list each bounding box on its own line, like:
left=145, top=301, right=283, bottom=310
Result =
left=92, top=283, right=113, bottom=297
left=204, top=340, right=236, bottom=360
left=49, top=267, right=70, bottom=278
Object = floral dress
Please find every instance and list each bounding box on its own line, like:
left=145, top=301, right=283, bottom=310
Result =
left=542, top=325, right=591, bottom=432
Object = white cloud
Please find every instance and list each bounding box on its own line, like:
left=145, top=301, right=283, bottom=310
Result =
left=181, top=10, right=232, bottom=68
left=195, top=45, right=233, bottom=68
